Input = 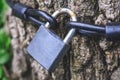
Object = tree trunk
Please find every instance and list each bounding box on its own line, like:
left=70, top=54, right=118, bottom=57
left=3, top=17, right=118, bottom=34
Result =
left=6, top=0, right=120, bottom=80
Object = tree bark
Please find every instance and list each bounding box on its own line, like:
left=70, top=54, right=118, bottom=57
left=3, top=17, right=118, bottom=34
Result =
left=6, top=0, right=120, bottom=80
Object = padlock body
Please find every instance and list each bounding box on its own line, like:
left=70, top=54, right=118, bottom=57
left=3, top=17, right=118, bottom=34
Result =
left=27, top=25, right=69, bottom=72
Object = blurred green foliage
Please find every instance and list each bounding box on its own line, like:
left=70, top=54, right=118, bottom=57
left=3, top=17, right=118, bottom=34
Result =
left=0, top=28, right=11, bottom=65
left=0, top=0, right=8, bottom=28
left=0, top=0, right=11, bottom=80
left=0, top=28, right=11, bottom=80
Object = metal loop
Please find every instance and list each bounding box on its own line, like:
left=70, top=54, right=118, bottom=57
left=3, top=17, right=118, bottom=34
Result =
left=45, top=8, right=77, bottom=44
left=45, top=8, right=77, bottom=28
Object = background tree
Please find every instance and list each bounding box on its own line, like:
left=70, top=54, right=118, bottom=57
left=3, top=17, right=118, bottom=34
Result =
left=6, top=0, right=120, bottom=80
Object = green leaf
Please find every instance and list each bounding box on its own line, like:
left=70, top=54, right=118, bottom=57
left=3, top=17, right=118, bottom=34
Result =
left=0, top=28, right=7, bottom=49
left=0, top=28, right=11, bottom=50
left=0, top=49, right=6, bottom=55
left=0, top=0, right=7, bottom=23
left=0, top=51, right=10, bottom=65
left=0, top=27, right=11, bottom=65
left=0, top=28, right=6, bottom=42
left=0, top=0, right=7, bottom=11
left=0, top=66, right=3, bottom=78
left=5, top=37, right=11, bottom=50
left=2, top=76, right=7, bottom=80
left=0, top=49, right=9, bottom=56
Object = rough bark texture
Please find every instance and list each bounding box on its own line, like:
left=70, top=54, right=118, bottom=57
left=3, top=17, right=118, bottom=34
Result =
left=6, top=0, right=120, bottom=80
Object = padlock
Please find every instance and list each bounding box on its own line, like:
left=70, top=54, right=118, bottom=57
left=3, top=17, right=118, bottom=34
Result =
left=27, top=8, right=77, bottom=72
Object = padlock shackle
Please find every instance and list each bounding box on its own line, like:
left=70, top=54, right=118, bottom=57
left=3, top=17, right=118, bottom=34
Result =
left=45, top=8, right=77, bottom=44
left=52, top=8, right=77, bottom=21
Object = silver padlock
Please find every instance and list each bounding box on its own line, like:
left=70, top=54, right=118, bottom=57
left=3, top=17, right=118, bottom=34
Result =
left=27, top=8, right=77, bottom=72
